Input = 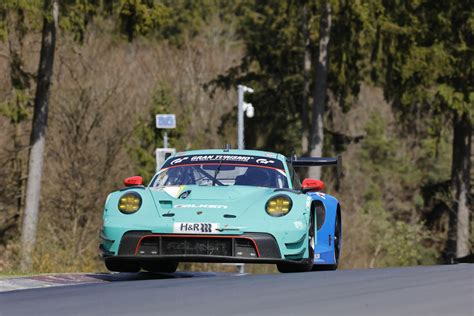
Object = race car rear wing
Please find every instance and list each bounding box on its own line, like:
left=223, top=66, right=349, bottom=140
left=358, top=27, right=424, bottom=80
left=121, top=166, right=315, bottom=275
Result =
left=287, top=155, right=342, bottom=177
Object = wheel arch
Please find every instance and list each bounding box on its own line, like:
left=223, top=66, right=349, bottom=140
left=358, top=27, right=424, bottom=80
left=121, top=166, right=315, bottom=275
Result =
left=312, top=197, right=338, bottom=251
left=312, top=200, right=342, bottom=270
left=310, top=198, right=339, bottom=231
left=311, top=200, right=325, bottom=231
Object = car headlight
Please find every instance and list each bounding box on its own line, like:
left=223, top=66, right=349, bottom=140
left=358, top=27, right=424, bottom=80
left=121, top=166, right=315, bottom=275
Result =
left=118, top=192, right=142, bottom=214
left=265, top=195, right=292, bottom=217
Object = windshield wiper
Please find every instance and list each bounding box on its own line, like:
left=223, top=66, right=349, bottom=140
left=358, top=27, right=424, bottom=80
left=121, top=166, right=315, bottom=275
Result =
left=212, top=157, right=224, bottom=186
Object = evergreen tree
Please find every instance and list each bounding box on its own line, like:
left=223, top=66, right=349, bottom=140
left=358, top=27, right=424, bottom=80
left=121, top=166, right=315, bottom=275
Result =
left=0, top=1, right=41, bottom=241
left=377, top=0, right=473, bottom=258
left=216, top=0, right=375, bottom=161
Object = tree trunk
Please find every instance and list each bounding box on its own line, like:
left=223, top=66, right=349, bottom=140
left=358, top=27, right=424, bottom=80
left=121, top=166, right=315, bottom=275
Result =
left=301, top=3, right=311, bottom=155
left=447, top=111, right=472, bottom=260
left=20, top=0, right=58, bottom=272
left=309, top=0, right=331, bottom=179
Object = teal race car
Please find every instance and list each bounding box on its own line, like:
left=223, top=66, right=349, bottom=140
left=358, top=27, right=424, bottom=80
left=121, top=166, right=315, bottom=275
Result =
left=100, top=149, right=342, bottom=273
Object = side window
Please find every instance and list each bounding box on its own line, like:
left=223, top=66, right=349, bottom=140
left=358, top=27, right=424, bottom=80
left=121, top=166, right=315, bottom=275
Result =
left=288, top=165, right=301, bottom=190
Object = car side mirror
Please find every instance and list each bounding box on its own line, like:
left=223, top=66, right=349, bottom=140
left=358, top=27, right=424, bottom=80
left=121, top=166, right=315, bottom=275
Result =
left=301, top=178, right=324, bottom=193
left=124, top=176, right=143, bottom=187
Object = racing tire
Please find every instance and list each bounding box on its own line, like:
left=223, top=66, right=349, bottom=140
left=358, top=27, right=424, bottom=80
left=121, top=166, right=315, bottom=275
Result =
left=105, top=260, right=141, bottom=273
left=142, top=261, right=178, bottom=273
left=312, top=211, right=341, bottom=271
left=277, top=212, right=315, bottom=273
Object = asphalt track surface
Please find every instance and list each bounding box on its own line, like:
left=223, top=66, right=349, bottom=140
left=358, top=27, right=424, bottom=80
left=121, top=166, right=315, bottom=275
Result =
left=1, top=264, right=473, bottom=316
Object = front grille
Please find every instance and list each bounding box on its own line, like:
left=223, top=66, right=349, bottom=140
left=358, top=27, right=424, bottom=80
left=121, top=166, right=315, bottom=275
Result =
left=119, top=231, right=281, bottom=259
left=162, top=237, right=232, bottom=256
left=136, top=236, right=245, bottom=257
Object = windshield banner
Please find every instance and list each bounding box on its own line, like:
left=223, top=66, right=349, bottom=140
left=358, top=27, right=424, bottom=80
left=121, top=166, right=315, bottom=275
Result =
left=162, top=154, right=285, bottom=170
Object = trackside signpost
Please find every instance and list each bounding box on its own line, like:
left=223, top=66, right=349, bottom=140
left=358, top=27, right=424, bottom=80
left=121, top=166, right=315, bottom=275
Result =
left=155, top=114, right=176, bottom=170
left=236, top=85, right=255, bottom=272
left=237, top=85, right=254, bottom=150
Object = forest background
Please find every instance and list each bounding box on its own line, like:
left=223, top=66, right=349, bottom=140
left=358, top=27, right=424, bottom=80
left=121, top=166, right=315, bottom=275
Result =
left=0, top=0, right=472, bottom=273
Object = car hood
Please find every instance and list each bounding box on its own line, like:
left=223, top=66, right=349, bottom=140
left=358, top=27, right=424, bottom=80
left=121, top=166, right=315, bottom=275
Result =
left=147, top=185, right=276, bottom=218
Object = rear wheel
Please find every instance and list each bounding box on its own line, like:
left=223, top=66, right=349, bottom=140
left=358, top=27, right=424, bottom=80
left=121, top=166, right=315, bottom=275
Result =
left=142, top=261, right=178, bottom=273
left=277, top=212, right=315, bottom=273
left=105, top=259, right=141, bottom=273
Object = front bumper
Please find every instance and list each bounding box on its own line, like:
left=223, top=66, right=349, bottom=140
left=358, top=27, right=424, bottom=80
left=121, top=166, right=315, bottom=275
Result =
left=102, top=231, right=288, bottom=263
left=101, top=215, right=311, bottom=261
left=105, top=255, right=290, bottom=266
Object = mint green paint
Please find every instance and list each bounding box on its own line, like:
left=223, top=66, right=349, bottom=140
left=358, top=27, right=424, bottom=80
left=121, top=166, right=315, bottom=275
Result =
left=101, top=149, right=313, bottom=260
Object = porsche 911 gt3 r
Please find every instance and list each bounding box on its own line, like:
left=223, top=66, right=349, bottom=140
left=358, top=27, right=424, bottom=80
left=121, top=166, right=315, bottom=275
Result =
left=100, top=149, right=342, bottom=273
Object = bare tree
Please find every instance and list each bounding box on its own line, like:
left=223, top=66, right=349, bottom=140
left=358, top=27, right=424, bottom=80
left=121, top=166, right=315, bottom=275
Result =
left=447, top=112, right=472, bottom=259
left=309, top=0, right=331, bottom=179
left=20, top=0, right=58, bottom=271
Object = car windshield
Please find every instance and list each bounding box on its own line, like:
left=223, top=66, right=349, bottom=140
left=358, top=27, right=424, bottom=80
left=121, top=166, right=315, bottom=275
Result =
left=150, top=164, right=289, bottom=188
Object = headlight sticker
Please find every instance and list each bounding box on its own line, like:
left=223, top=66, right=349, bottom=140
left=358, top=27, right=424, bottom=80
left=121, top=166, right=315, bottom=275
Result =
left=118, top=192, right=142, bottom=214
left=266, top=195, right=292, bottom=217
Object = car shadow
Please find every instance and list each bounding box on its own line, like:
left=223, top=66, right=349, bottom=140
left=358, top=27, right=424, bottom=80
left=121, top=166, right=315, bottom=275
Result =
left=85, top=271, right=239, bottom=282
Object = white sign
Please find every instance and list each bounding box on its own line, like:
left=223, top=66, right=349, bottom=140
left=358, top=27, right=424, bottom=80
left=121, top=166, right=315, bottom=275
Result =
left=156, top=114, right=176, bottom=129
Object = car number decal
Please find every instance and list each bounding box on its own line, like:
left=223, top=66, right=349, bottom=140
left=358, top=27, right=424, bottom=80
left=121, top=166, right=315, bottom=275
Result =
left=173, top=222, right=220, bottom=234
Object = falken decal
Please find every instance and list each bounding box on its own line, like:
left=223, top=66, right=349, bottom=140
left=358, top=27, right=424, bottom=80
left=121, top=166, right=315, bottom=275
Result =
left=174, top=204, right=228, bottom=209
